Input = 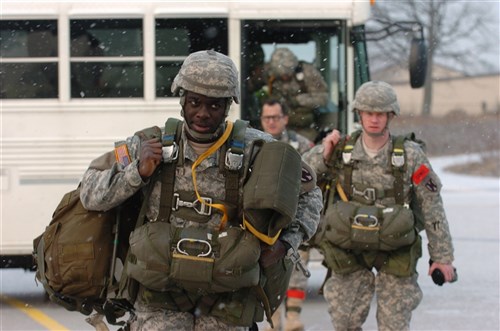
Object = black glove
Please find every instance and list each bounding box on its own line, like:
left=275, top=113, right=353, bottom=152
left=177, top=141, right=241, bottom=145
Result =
left=259, top=240, right=287, bottom=268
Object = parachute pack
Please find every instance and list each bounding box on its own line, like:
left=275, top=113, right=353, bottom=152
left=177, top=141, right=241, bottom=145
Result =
left=33, top=118, right=300, bottom=328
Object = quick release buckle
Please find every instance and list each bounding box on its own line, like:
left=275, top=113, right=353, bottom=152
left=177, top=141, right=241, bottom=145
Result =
left=177, top=238, right=212, bottom=257
left=172, top=193, right=212, bottom=216
left=352, top=186, right=377, bottom=202
left=225, top=149, right=243, bottom=171
left=353, top=214, right=379, bottom=228
left=162, top=142, right=179, bottom=163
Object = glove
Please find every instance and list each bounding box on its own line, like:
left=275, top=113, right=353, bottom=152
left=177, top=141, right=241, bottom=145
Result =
left=259, top=240, right=287, bottom=268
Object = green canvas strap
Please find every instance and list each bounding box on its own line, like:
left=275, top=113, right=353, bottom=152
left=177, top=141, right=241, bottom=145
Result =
left=158, top=118, right=183, bottom=222
left=223, top=120, right=247, bottom=224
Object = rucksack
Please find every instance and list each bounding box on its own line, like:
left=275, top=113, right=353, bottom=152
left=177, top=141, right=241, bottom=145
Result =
left=32, top=125, right=163, bottom=320
left=33, top=187, right=142, bottom=316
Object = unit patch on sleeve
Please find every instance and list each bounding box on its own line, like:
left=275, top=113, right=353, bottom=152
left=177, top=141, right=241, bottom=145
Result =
left=114, top=142, right=131, bottom=167
left=412, top=164, right=429, bottom=185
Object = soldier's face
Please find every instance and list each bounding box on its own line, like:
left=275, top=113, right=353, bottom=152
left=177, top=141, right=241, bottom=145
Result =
left=261, top=103, right=289, bottom=137
left=183, top=91, right=227, bottom=134
left=359, top=111, right=389, bottom=135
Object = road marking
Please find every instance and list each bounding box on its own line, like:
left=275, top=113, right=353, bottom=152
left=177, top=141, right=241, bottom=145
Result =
left=1, top=294, right=69, bottom=331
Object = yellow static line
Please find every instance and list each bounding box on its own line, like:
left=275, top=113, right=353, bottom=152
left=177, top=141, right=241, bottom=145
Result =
left=1, top=294, right=69, bottom=331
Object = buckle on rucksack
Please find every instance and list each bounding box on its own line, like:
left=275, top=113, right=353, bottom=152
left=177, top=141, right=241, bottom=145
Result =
left=162, top=142, right=179, bottom=163
left=352, top=186, right=376, bottom=202
left=172, top=193, right=212, bottom=216
left=225, top=149, right=243, bottom=171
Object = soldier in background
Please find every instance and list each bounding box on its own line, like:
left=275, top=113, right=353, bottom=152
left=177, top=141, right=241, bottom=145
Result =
left=260, top=98, right=314, bottom=331
left=80, top=50, right=323, bottom=331
left=264, top=48, right=329, bottom=142
left=303, top=81, right=456, bottom=331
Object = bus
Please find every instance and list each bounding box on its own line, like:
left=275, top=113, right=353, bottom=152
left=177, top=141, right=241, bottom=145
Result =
left=0, top=1, right=425, bottom=269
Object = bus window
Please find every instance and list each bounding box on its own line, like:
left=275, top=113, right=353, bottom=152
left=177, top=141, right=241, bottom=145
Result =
left=70, top=19, right=143, bottom=98
left=155, top=18, right=228, bottom=98
left=0, top=20, right=58, bottom=99
left=240, top=19, right=344, bottom=133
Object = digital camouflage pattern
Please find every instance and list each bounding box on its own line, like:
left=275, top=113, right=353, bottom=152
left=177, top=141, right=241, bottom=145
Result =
left=303, top=137, right=454, bottom=330
left=276, top=130, right=314, bottom=155
left=80, top=123, right=323, bottom=329
left=171, top=50, right=240, bottom=103
left=352, top=80, right=400, bottom=115
left=267, top=48, right=328, bottom=137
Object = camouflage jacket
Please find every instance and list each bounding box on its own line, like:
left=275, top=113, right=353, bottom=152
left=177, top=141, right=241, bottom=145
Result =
left=277, top=129, right=314, bottom=155
left=303, top=134, right=454, bottom=264
left=80, top=122, right=322, bottom=252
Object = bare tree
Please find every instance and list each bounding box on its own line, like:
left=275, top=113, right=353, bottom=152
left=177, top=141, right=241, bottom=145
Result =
left=366, top=0, right=498, bottom=116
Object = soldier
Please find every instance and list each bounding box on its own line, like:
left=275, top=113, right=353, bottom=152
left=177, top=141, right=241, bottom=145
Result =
left=260, top=98, right=314, bottom=331
left=260, top=98, right=314, bottom=155
left=265, top=48, right=329, bottom=141
left=80, top=50, right=323, bottom=331
left=303, top=81, right=457, bottom=331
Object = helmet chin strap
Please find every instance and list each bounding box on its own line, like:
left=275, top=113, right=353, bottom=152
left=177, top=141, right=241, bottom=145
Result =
left=183, top=121, right=225, bottom=143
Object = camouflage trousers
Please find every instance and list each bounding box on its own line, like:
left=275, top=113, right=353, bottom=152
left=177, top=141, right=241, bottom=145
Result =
left=130, top=302, right=249, bottom=331
left=323, top=269, right=422, bottom=331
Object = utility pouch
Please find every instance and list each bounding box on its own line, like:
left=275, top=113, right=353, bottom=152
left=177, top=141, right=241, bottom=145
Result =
left=170, top=227, right=215, bottom=289
left=324, top=201, right=416, bottom=251
left=126, top=221, right=174, bottom=292
left=380, top=234, right=422, bottom=277
left=318, top=240, right=363, bottom=275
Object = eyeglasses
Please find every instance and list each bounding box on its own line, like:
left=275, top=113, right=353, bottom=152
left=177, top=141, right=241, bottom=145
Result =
left=261, top=115, right=284, bottom=122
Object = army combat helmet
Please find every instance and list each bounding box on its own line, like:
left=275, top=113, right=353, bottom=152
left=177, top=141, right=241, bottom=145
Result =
left=352, top=81, right=400, bottom=116
left=269, top=48, right=299, bottom=77
left=171, top=50, right=240, bottom=114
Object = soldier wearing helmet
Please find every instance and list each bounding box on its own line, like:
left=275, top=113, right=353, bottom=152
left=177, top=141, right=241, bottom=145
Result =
left=79, top=50, right=323, bottom=330
left=262, top=48, right=329, bottom=142
left=303, top=81, right=456, bottom=330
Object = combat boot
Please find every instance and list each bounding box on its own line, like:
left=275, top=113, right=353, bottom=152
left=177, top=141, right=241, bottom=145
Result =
left=284, top=297, right=305, bottom=331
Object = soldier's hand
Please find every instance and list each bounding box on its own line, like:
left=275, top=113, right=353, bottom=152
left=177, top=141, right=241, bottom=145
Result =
left=429, top=261, right=457, bottom=283
left=259, top=240, right=287, bottom=268
left=138, top=138, right=162, bottom=179
left=322, top=129, right=342, bottom=162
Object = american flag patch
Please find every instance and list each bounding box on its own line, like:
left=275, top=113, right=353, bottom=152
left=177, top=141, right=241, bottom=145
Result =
left=114, top=143, right=131, bottom=167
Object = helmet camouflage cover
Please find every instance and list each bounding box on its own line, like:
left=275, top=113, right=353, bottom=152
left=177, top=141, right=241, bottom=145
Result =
left=269, top=48, right=299, bottom=77
left=352, top=81, right=400, bottom=115
left=171, top=50, right=240, bottom=103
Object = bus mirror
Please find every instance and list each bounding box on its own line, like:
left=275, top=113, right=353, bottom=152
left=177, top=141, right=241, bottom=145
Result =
left=409, top=37, right=427, bottom=88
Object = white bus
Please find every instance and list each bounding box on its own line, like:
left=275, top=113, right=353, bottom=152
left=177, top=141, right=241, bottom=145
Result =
left=0, top=1, right=425, bottom=269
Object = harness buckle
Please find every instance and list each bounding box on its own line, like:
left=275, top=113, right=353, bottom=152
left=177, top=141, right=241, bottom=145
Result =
left=353, top=214, right=379, bottom=228
left=172, top=193, right=212, bottom=216
left=352, top=186, right=377, bottom=202
left=162, top=142, right=179, bottom=163
left=225, top=149, right=243, bottom=171
left=177, top=238, right=212, bottom=257
left=392, top=153, right=405, bottom=168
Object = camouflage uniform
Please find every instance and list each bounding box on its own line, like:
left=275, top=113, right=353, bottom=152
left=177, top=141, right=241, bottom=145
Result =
left=276, top=130, right=314, bottom=155
left=80, top=50, right=323, bottom=331
left=303, top=81, right=454, bottom=331
left=267, top=48, right=328, bottom=141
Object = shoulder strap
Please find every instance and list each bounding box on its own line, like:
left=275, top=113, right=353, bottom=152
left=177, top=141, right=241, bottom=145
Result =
left=391, top=134, right=407, bottom=205
left=341, top=130, right=362, bottom=199
left=158, top=118, right=183, bottom=221
left=223, top=119, right=248, bottom=224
